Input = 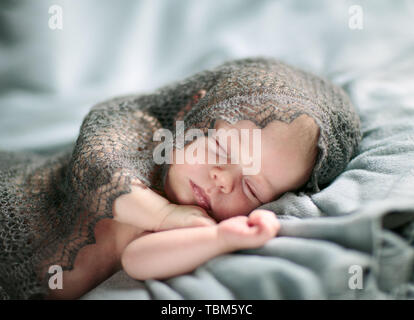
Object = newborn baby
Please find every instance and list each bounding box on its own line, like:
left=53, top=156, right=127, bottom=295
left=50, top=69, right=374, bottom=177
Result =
left=124, top=111, right=319, bottom=269
left=114, top=112, right=320, bottom=282
left=15, top=58, right=360, bottom=300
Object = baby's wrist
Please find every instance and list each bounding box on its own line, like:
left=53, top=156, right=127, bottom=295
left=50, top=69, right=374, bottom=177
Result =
left=216, top=225, right=242, bottom=252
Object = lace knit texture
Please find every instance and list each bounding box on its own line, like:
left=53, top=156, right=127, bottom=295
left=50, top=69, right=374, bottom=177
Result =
left=0, top=58, right=361, bottom=299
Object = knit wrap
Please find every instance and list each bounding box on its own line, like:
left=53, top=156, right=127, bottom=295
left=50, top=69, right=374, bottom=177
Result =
left=0, top=57, right=361, bottom=299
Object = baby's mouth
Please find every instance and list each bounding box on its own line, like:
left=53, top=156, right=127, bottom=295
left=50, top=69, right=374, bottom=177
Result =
left=189, top=180, right=212, bottom=212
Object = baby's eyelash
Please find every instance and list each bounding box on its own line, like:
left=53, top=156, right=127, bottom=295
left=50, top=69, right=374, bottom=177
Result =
left=243, top=178, right=261, bottom=204
left=246, top=180, right=257, bottom=198
left=215, top=138, right=229, bottom=158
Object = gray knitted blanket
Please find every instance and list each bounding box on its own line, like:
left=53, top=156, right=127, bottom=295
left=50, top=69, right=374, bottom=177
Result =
left=0, top=58, right=361, bottom=299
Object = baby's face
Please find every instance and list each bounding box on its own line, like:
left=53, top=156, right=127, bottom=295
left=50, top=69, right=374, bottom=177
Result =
left=164, top=115, right=319, bottom=222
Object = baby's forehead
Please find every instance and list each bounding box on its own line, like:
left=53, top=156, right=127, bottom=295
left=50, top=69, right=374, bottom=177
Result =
left=215, top=115, right=319, bottom=139
left=209, top=117, right=317, bottom=162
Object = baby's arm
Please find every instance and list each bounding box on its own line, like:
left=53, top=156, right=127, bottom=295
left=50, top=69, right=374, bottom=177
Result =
left=121, top=209, right=280, bottom=280
left=113, top=184, right=216, bottom=231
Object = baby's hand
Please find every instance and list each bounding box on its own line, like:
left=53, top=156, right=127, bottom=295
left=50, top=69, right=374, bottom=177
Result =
left=217, top=209, right=280, bottom=250
left=157, top=204, right=217, bottom=231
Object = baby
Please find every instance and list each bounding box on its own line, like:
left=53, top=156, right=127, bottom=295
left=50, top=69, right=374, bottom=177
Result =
left=118, top=112, right=320, bottom=275
left=46, top=113, right=319, bottom=299
left=44, top=58, right=360, bottom=299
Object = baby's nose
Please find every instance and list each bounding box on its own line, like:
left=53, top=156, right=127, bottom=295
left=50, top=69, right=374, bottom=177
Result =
left=209, top=167, right=234, bottom=194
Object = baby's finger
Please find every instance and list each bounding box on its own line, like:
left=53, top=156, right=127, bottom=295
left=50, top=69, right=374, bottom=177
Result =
left=248, top=209, right=272, bottom=225
left=248, top=210, right=280, bottom=235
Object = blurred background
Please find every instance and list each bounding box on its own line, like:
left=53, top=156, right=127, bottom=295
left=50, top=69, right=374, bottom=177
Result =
left=0, top=0, right=413, bottom=152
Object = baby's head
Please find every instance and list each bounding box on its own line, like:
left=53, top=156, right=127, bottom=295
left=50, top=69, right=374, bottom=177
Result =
left=164, top=114, right=320, bottom=221
left=160, top=58, right=362, bottom=221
